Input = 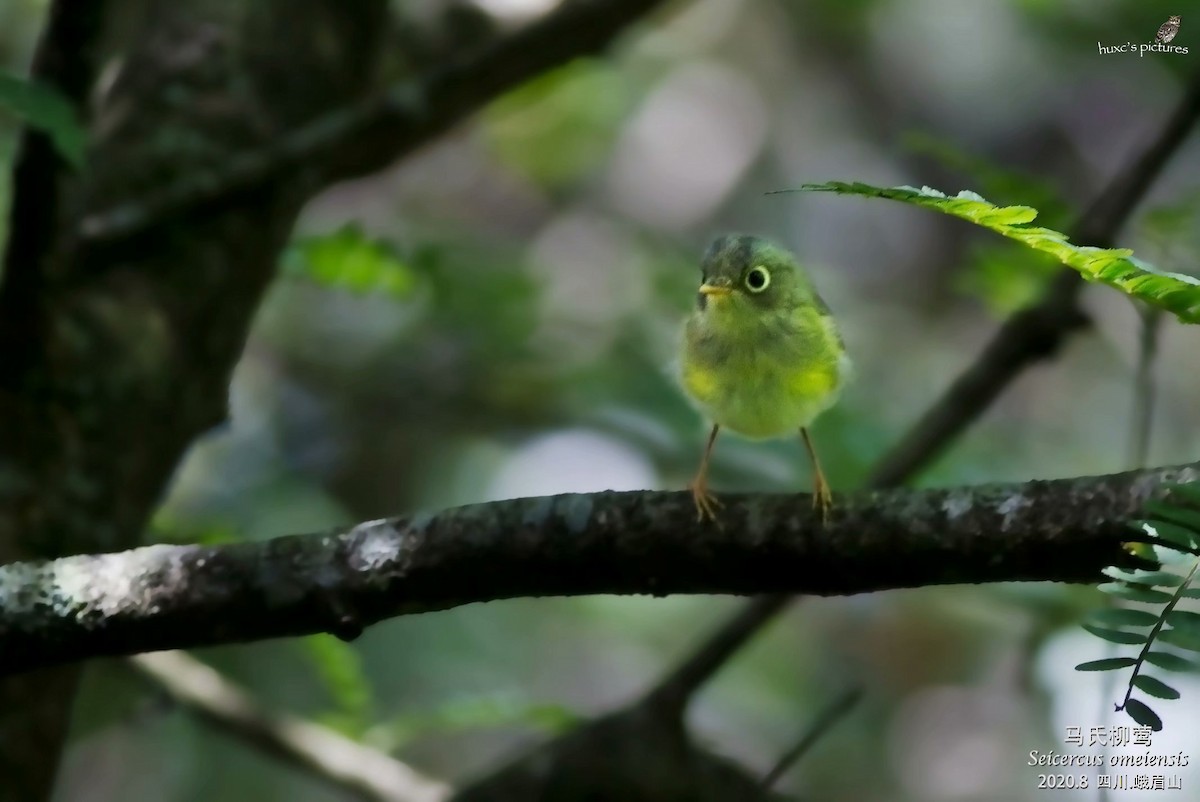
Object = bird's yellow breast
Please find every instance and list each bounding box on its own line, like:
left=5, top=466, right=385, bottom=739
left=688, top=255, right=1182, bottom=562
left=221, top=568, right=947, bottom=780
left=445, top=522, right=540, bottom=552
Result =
left=681, top=304, right=847, bottom=439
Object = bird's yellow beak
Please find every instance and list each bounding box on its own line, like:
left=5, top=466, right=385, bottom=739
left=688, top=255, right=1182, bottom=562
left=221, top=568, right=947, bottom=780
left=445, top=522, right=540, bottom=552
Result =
left=698, top=283, right=732, bottom=297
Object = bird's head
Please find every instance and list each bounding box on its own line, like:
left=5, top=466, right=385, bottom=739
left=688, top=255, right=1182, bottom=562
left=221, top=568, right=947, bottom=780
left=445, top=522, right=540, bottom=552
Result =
left=695, top=234, right=816, bottom=315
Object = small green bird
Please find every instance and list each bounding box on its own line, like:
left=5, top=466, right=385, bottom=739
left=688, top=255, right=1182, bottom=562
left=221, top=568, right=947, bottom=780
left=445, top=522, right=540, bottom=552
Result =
left=680, top=234, right=850, bottom=522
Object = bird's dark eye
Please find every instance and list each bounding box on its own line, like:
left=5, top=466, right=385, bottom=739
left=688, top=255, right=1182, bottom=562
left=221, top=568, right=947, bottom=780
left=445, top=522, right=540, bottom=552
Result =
left=745, top=266, right=770, bottom=293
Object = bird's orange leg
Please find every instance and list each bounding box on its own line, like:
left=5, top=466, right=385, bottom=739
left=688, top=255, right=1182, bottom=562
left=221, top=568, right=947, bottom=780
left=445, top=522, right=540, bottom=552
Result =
left=689, top=423, right=723, bottom=523
left=801, top=427, right=833, bottom=523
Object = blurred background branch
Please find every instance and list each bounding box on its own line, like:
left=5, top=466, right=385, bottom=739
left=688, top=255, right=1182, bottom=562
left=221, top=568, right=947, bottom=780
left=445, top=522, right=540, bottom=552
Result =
left=868, top=66, right=1200, bottom=487
left=759, top=685, right=863, bottom=791
left=132, top=651, right=452, bottom=802
left=79, top=0, right=668, bottom=243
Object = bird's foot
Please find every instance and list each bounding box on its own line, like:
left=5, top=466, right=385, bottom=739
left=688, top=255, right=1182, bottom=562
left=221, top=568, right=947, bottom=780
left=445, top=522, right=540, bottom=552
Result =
left=689, top=478, right=724, bottom=524
left=812, top=473, right=833, bottom=524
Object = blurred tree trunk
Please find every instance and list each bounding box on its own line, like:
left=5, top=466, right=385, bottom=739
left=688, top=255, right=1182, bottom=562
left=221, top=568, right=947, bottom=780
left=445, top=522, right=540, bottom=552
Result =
left=0, top=1, right=390, bottom=797
left=0, top=0, right=662, bottom=796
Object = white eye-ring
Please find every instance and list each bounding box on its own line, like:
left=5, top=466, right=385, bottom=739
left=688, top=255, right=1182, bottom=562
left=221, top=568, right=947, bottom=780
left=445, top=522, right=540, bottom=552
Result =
left=745, top=266, right=770, bottom=293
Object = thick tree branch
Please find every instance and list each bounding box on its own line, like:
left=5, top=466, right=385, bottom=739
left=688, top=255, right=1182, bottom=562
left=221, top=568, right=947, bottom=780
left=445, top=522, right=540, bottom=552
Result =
left=79, top=0, right=666, bottom=243
left=131, top=652, right=450, bottom=802
left=2, top=461, right=1193, bottom=677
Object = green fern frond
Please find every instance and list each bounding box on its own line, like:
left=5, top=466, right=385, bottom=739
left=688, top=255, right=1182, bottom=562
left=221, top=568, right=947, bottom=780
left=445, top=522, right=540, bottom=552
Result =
left=787, top=182, right=1200, bottom=323
left=1073, top=483, right=1200, bottom=731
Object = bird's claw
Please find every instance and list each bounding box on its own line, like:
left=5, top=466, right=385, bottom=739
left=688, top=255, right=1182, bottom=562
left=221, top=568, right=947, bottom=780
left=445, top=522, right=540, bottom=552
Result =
left=813, top=474, right=833, bottom=524
left=689, top=479, right=724, bottom=525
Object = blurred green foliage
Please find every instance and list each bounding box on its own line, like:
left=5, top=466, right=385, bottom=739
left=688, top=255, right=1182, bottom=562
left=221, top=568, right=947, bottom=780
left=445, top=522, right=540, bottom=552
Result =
left=957, top=244, right=1061, bottom=315
left=302, top=635, right=375, bottom=737
left=0, top=69, right=84, bottom=166
left=902, top=133, right=1069, bottom=223
left=483, top=59, right=634, bottom=189
left=904, top=133, right=1069, bottom=313
left=281, top=225, right=418, bottom=300
left=0, top=1, right=1194, bottom=800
